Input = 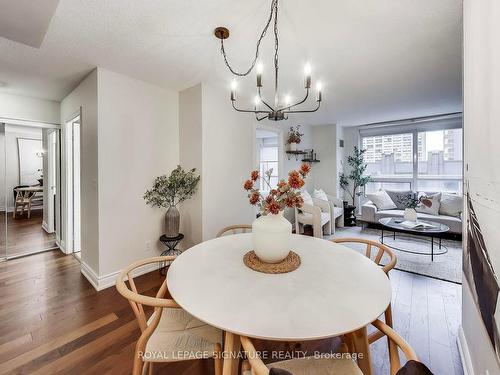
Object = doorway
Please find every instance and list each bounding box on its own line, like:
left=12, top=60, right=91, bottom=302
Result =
left=65, top=114, right=81, bottom=260
left=0, top=122, right=61, bottom=259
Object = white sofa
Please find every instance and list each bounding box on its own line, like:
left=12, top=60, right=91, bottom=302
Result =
left=295, top=194, right=344, bottom=238
left=361, top=201, right=462, bottom=234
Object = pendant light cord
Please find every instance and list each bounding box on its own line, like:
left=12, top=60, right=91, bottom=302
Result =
left=219, top=0, right=279, bottom=77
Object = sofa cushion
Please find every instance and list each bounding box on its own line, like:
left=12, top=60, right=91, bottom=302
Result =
left=297, top=212, right=331, bottom=225
left=312, top=188, right=328, bottom=201
left=416, top=193, right=441, bottom=216
left=439, top=193, right=463, bottom=217
left=301, top=190, right=313, bottom=207
left=385, top=190, right=413, bottom=210
left=366, top=190, right=397, bottom=210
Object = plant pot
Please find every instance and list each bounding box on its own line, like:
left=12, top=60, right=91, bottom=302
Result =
left=252, top=211, right=292, bottom=263
left=404, top=208, right=418, bottom=222
left=288, top=142, right=297, bottom=152
left=165, top=206, right=180, bottom=237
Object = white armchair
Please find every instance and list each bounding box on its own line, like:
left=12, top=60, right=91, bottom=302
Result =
left=325, top=194, right=345, bottom=233
left=295, top=197, right=332, bottom=238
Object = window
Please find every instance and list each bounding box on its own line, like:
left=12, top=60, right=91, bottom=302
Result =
left=360, top=122, right=463, bottom=194
left=256, top=130, right=279, bottom=192
left=417, top=129, right=463, bottom=193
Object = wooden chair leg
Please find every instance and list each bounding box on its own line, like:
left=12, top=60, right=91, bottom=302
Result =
left=384, top=304, right=393, bottom=328
left=132, top=347, right=144, bottom=375
left=148, top=362, right=153, bottom=375
left=27, top=201, right=32, bottom=219
left=214, top=343, right=223, bottom=375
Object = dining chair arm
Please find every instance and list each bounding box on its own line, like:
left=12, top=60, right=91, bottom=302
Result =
left=240, top=336, right=269, bottom=375
left=371, top=319, right=418, bottom=374
left=116, top=256, right=182, bottom=309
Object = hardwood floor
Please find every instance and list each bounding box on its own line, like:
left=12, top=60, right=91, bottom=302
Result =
left=0, top=210, right=56, bottom=258
left=0, top=250, right=463, bottom=375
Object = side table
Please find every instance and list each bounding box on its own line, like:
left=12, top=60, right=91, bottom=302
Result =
left=159, top=233, right=184, bottom=275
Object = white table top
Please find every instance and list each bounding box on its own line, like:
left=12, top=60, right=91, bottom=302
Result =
left=167, top=233, right=391, bottom=341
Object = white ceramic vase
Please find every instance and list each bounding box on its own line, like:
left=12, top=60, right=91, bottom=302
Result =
left=404, top=208, right=418, bottom=222
left=252, top=211, right=292, bottom=263
left=288, top=142, right=297, bottom=152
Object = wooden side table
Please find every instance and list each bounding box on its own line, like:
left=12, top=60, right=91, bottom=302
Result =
left=159, top=233, right=184, bottom=275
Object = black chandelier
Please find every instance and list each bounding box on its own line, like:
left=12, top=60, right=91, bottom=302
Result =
left=214, top=0, right=322, bottom=121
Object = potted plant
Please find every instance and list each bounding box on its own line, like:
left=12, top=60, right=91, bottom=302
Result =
left=243, top=163, right=310, bottom=263
left=144, top=166, right=200, bottom=238
left=286, top=125, right=304, bottom=151
left=339, top=146, right=371, bottom=225
left=397, top=193, right=432, bottom=222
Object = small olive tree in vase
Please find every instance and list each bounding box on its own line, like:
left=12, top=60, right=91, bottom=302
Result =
left=144, top=166, right=200, bottom=238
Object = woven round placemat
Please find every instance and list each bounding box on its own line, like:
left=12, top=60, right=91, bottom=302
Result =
left=243, top=250, right=301, bottom=274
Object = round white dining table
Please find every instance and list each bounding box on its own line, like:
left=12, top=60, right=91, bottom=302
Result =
left=167, top=233, right=391, bottom=375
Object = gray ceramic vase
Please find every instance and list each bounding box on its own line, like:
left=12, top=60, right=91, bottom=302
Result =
left=165, top=205, right=180, bottom=237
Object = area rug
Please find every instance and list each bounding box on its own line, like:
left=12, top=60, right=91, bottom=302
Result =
left=327, top=226, right=462, bottom=283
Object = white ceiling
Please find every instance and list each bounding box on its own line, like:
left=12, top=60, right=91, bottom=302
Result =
left=0, top=0, right=462, bottom=126
left=0, top=0, right=60, bottom=48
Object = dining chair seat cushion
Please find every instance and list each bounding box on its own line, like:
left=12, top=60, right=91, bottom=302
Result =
left=267, top=356, right=363, bottom=375
left=144, top=307, right=221, bottom=362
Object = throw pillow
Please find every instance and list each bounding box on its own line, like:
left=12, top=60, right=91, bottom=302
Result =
left=313, top=188, right=328, bottom=201
left=366, top=190, right=397, bottom=210
left=415, top=193, right=441, bottom=215
left=386, top=190, right=413, bottom=210
left=300, top=190, right=314, bottom=207
left=439, top=193, right=463, bottom=217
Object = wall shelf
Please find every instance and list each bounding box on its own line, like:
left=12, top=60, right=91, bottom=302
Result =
left=285, top=150, right=307, bottom=161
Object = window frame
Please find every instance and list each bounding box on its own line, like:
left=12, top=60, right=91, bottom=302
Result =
left=359, top=116, right=463, bottom=194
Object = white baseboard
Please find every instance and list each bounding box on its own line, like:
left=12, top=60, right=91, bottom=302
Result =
left=458, top=326, right=474, bottom=375
left=80, top=261, right=160, bottom=291
left=56, top=237, right=68, bottom=254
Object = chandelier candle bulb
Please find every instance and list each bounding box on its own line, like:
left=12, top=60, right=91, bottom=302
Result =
left=230, top=80, right=237, bottom=101
left=316, top=82, right=322, bottom=102
left=256, top=62, right=263, bottom=87
left=304, top=63, right=312, bottom=89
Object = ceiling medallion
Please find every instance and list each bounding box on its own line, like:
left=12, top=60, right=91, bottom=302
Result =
left=214, top=0, right=322, bottom=121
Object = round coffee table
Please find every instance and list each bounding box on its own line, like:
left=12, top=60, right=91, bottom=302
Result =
left=378, top=217, right=449, bottom=261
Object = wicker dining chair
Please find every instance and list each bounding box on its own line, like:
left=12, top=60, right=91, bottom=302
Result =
left=116, top=256, right=223, bottom=375
left=241, top=319, right=428, bottom=375
left=216, top=224, right=252, bottom=237
left=333, top=237, right=397, bottom=345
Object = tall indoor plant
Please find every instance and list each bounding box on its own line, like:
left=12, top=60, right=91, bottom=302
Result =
left=339, top=146, right=372, bottom=207
left=144, top=166, right=200, bottom=238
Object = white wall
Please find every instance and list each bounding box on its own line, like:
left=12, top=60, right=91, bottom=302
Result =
left=179, top=84, right=203, bottom=249
left=462, top=1, right=500, bottom=374
left=201, top=82, right=255, bottom=240
left=97, top=68, right=179, bottom=276
left=60, top=69, right=99, bottom=271
left=311, top=124, right=337, bottom=196
left=0, top=92, right=60, bottom=124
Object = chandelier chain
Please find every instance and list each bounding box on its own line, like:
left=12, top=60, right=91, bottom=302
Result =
left=219, top=0, right=278, bottom=77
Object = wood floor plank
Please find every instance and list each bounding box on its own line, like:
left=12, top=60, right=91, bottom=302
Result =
left=0, top=313, right=118, bottom=374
